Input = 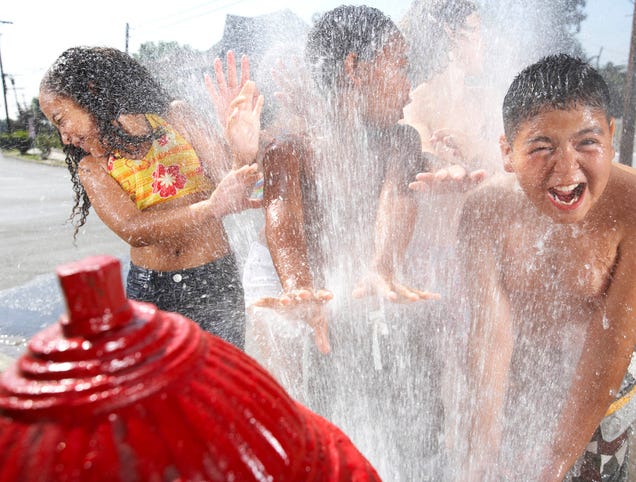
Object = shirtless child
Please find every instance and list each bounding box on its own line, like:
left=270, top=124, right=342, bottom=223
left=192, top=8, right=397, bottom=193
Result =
left=254, top=5, right=438, bottom=353
left=456, top=54, right=636, bottom=480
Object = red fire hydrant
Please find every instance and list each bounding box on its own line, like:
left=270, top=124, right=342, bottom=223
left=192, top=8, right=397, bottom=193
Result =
left=0, top=255, right=380, bottom=481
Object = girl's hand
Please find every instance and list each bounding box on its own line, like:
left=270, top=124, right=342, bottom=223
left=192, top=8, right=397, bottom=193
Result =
left=209, top=163, right=262, bottom=217
left=205, top=50, right=253, bottom=127
left=226, top=81, right=264, bottom=167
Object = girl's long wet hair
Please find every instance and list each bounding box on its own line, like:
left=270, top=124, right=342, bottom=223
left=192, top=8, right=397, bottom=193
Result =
left=40, top=46, right=173, bottom=236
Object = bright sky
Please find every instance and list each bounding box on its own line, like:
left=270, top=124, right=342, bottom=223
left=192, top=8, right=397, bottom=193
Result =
left=0, top=0, right=633, bottom=118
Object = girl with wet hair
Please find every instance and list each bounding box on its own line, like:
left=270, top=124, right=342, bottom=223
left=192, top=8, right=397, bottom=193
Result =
left=40, top=46, right=262, bottom=349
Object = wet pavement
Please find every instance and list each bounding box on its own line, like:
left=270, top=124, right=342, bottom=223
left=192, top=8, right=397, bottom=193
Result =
left=0, top=150, right=129, bottom=367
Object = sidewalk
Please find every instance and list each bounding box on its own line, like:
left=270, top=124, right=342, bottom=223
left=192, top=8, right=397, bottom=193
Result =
left=24, top=147, right=66, bottom=167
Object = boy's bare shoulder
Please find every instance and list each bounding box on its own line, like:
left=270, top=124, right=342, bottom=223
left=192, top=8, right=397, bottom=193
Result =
left=611, top=162, right=636, bottom=194
left=607, top=163, right=636, bottom=229
left=459, top=172, right=523, bottom=238
left=465, top=172, right=520, bottom=210
left=262, top=133, right=313, bottom=176
left=265, top=133, right=310, bottom=152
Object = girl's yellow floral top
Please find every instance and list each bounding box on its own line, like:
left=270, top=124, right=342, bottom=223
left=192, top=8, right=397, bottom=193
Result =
left=107, top=114, right=212, bottom=210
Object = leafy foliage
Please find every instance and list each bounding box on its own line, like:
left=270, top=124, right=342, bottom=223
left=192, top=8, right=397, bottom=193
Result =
left=0, top=130, right=32, bottom=154
left=597, top=62, right=628, bottom=119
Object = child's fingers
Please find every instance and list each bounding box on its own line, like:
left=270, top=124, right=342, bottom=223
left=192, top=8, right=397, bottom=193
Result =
left=406, top=286, right=442, bottom=301
left=470, top=169, right=488, bottom=184
left=315, top=289, right=333, bottom=302
left=447, top=164, right=467, bottom=180
left=228, top=95, right=248, bottom=113
left=226, top=50, right=238, bottom=89
left=314, top=324, right=331, bottom=354
left=253, top=95, right=265, bottom=117
left=415, top=171, right=434, bottom=182
left=391, top=283, right=420, bottom=302
left=204, top=73, right=220, bottom=103
left=252, top=297, right=281, bottom=309
left=213, top=57, right=228, bottom=93
left=237, top=81, right=257, bottom=109
left=240, top=53, right=250, bottom=85
left=409, top=181, right=430, bottom=192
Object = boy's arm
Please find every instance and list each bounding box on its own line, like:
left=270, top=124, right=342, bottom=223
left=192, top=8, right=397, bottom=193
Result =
left=457, top=191, right=515, bottom=479
left=263, top=138, right=312, bottom=292
left=355, top=124, right=439, bottom=302
left=260, top=137, right=331, bottom=353
left=541, top=236, right=636, bottom=481
left=359, top=177, right=439, bottom=302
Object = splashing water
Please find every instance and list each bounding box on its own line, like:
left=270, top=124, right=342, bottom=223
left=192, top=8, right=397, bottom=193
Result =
left=1, top=2, right=602, bottom=481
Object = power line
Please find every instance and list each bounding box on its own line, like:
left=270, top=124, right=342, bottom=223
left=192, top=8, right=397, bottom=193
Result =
left=133, top=0, right=231, bottom=29
left=129, top=0, right=248, bottom=41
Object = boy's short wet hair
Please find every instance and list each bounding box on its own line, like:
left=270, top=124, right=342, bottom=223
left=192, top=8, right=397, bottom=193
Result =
left=305, top=5, right=402, bottom=93
left=502, top=53, right=611, bottom=141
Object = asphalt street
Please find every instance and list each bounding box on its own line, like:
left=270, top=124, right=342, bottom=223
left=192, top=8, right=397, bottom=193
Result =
left=0, top=151, right=129, bottom=366
left=0, top=151, right=129, bottom=290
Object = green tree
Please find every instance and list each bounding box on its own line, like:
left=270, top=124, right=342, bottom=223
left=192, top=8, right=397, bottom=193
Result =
left=134, top=41, right=208, bottom=105
left=30, top=98, right=61, bottom=158
left=597, top=62, right=627, bottom=119
left=482, top=0, right=586, bottom=63
left=133, top=41, right=217, bottom=126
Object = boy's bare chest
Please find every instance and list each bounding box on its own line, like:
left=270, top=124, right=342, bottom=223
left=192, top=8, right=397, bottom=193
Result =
left=499, top=223, right=619, bottom=302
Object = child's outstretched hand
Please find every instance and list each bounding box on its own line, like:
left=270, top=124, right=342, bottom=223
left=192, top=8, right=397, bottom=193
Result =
left=205, top=51, right=264, bottom=167
left=225, top=81, right=264, bottom=167
left=253, top=288, right=333, bottom=354
left=205, top=50, right=251, bottom=126
left=429, top=128, right=468, bottom=164
left=352, top=272, right=440, bottom=303
left=409, top=165, right=487, bottom=194
left=209, top=163, right=262, bottom=217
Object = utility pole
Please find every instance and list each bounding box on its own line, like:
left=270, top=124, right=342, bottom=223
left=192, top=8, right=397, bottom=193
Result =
left=619, top=1, right=636, bottom=166
left=0, top=21, right=13, bottom=134
left=125, top=23, right=129, bottom=53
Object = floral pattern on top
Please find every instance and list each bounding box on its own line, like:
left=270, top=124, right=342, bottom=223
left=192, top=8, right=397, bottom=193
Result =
left=106, top=114, right=212, bottom=210
left=152, top=164, right=187, bottom=198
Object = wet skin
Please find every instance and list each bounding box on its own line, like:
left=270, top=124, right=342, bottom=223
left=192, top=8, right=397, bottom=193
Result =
left=461, top=105, right=636, bottom=479
left=501, top=105, right=615, bottom=224
left=39, top=90, right=107, bottom=158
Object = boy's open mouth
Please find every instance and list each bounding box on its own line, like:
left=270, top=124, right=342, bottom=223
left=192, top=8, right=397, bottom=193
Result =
left=548, top=183, right=586, bottom=207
